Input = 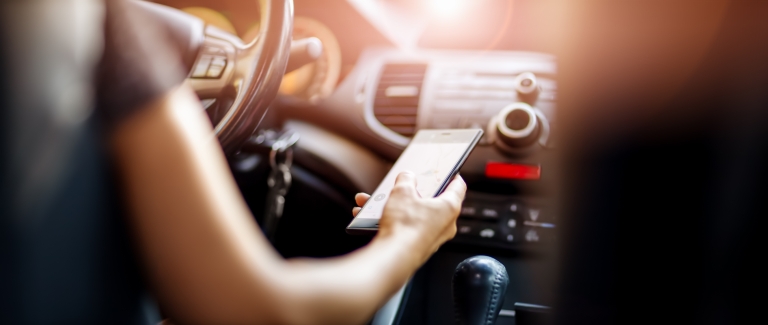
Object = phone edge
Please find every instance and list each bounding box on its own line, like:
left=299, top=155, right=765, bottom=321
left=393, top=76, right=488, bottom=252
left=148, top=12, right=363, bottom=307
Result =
left=345, top=129, right=484, bottom=236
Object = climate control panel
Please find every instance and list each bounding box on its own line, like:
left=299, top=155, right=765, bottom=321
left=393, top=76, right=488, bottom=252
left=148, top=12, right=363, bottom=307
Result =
left=451, top=192, right=556, bottom=249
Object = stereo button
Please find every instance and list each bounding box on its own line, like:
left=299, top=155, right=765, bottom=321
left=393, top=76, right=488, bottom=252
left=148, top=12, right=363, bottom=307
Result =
left=481, top=208, right=499, bottom=218
left=479, top=228, right=495, bottom=238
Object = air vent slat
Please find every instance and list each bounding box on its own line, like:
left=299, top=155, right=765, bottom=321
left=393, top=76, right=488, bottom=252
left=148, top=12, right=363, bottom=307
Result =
left=373, top=97, right=420, bottom=107
left=378, top=76, right=426, bottom=83
left=373, top=63, right=427, bottom=137
left=376, top=83, right=424, bottom=89
left=374, top=107, right=419, bottom=115
left=375, top=88, right=420, bottom=96
left=381, top=64, right=427, bottom=74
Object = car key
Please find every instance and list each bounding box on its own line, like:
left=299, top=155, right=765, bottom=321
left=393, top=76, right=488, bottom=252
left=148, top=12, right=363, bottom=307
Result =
left=262, top=130, right=300, bottom=243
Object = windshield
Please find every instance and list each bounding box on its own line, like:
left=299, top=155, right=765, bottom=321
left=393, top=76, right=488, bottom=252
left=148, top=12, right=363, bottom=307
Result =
left=347, top=0, right=560, bottom=52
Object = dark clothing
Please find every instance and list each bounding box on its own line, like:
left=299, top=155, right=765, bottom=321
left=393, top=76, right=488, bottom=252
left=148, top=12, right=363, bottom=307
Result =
left=0, top=0, right=184, bottom=323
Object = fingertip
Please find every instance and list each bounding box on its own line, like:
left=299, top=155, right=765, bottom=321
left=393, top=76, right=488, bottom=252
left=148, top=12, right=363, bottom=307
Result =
left=352, top=207, right=362, bottom=216
left=398, top=170, right=415, bottom=178
left=355, top=193, right=370, bottom=207
left=395, top=170, right=417, bottom=184
left=392, top=171, right=418, bottom=197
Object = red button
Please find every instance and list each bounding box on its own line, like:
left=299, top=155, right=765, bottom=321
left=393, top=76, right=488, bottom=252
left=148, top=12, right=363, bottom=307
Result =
left=485, top=162, right=541, bottom=180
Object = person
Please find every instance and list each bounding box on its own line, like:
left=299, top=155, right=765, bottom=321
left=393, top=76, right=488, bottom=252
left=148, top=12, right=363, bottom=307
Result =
left=0, top=0, right=465, bottom=324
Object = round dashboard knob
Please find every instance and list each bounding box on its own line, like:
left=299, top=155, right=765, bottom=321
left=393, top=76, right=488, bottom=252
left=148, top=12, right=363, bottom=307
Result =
left=514, top=72, right=541, bottom=104
left=495, top=102, right=540, bottom=148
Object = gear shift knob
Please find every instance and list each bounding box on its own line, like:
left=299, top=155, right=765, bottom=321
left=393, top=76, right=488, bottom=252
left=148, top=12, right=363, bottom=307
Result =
left=453, top=256, right=509, bottom=325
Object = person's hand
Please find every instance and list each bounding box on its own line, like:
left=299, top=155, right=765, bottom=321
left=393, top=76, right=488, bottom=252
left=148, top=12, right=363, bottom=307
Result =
left=352, top=171, right=467, bottom=265
left=351, top=192, right=371, bottom=217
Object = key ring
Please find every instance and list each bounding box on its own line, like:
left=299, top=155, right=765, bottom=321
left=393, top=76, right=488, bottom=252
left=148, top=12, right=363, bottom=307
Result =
left=267, top=164, right=293, bottom=189
left=269, top=132, right=300, bottom=169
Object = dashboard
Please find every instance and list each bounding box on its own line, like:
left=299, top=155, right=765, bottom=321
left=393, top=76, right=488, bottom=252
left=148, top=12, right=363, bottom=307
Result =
left=300, top=47, right=559, bottom=252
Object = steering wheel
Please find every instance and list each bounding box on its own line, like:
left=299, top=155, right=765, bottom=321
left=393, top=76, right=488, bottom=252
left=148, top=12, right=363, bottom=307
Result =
left=184, top=0, right=293, bottom=153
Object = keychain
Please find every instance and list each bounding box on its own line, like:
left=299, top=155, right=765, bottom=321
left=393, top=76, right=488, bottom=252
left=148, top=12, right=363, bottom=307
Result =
left=261, top=131, right=300, bottom=242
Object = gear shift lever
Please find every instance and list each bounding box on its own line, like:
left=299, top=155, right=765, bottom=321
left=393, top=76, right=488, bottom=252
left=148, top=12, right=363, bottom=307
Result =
left=453, top=256, right=509, bottom=325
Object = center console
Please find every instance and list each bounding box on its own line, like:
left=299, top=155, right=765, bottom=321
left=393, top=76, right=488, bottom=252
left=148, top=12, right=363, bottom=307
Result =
left=342, top=47, right=559, bottom=324
left=351, top=47, right=558, bottom=250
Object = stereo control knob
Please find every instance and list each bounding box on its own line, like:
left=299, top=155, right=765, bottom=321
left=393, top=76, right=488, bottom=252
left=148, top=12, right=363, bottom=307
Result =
left=514, top=72, right=541, bottom=105
left=495, top=102, right=540, bottom=148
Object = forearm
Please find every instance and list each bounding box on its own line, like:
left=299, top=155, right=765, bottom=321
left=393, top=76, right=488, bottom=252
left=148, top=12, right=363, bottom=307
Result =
left=113, top=86, right=444, bottom=325
left=271, top=232, right=424, bottom=325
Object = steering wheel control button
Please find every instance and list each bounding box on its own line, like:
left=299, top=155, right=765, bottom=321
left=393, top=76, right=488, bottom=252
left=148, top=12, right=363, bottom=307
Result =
left=206, top=63, right=225, bottom=77
left=191, top=55, right=212, bottom=78
left=211, top=56, right=227, bottom=68
left=373, top=193, right=387, bottom=201
left=202, top=46, right=226, bottom=55
left=191, top=53, right=228, bottom=79
left=206, top=56, right=227, bottom=78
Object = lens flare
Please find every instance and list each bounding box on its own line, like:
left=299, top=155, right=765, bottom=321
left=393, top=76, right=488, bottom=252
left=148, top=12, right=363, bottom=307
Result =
left=429, top=0, right=468, bottom=18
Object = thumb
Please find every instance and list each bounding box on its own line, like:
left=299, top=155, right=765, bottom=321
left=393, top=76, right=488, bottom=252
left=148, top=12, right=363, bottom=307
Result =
left=391, top=171, right=418, bottom=198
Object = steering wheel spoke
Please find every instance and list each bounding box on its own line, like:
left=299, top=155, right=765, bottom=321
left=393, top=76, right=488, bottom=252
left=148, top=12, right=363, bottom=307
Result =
left=185, top=0, right=293, bottom=154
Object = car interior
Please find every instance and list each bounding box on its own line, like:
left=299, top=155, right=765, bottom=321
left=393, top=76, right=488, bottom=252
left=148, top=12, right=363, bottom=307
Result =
left=4, top=0, right=767, bottom=324
left=137, top=0, right=561, bottom=323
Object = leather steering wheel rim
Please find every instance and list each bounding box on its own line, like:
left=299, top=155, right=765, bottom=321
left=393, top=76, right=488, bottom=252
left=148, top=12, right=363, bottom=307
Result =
left=214, top=0, right=293, bottom=153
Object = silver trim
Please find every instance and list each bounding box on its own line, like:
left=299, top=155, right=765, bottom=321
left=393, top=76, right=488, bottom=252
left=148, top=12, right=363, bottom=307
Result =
left=523, top=220, right=556, bottom=228
left=515, top=302, right=551, bottom=309
left=201, top=98, right=217, bottom=110
left=371, top=283, right=408, bottom=325
left=497, top=102, right=538, bottom=139
left=535, top=109, right=552, bottom=147
left=499, top=309, right=516, bottom=317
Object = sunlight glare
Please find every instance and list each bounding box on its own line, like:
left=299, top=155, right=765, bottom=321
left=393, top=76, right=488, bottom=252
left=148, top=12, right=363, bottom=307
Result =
left=429, top=0, right=468, bottom=19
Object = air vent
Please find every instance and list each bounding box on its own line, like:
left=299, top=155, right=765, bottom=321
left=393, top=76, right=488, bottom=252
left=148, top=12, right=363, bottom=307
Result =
left=374, top=63, right=427, bottom=137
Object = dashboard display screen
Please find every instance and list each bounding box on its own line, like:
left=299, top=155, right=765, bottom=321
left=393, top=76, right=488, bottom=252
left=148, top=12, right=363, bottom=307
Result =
left=354, top=129, right=481, bottom=220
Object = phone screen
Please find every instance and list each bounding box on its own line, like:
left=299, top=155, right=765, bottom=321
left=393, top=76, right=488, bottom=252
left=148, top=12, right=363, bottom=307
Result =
left=353, top=129, right=481, bottom=221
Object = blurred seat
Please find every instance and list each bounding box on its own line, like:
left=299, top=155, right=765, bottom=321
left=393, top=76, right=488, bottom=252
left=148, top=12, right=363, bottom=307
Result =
left=556, top=1, right=768, bottom=324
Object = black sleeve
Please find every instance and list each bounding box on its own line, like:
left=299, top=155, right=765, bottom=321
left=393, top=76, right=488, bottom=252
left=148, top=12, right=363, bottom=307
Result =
left=95, top=0, right=187, bottom=129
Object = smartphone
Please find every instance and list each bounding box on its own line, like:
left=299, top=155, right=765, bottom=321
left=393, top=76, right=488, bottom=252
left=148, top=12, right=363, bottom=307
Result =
left=346, top=129, right=483, bottom=235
